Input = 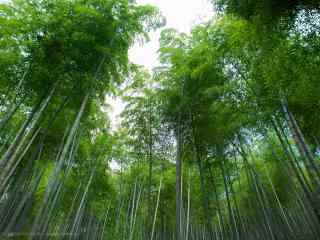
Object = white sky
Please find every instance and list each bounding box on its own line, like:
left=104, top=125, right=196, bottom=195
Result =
left=108, top=0, right=214, bottom=130
left=130, top=0, right=214, bottom=70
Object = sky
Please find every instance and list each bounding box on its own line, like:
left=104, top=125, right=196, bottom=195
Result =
left=129, top=0, right=214, bottom=70
left=108, top=0, right=215, bottom=130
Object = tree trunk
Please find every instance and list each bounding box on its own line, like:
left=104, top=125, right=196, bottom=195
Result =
left=147, top=98, right=153, bottom=237
left=175, top=124, right=182, bottom=240
left=195, top=147, right=211, bottom=234
left=281, top=99, right=320, bottom=187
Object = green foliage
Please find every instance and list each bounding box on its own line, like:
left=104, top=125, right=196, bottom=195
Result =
left=0, top=0, right=164, bottom=102
left=1, top=0, right=320, bottom=239
left=214, top=0, right=320, bottom=26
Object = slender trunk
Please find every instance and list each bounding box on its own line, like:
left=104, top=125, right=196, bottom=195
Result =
left=151, top=177, right=162, bottom=240
left=175, top=124, right=182, bottom=240
left=237, top=140, right=275, bottom=240
left=69, top=169, right=95, bottom=239
left=190, top=113, right=211, bottom=235
left=195, top=153, right=211, bottom=234
left=185, top=171, right=191, bottom=240
left=208, top=165, right=225, bottom=240
left=0, top=68, right=28, bottom=130
left=0, top=82, right=58, bottom=173
left=281, top=100, right=320, bottom=186
left=264, top=163, right=294, bottom=235
left=129, top=182, right=142, bottom=240
left=272, top=118, right=320, bottom=222
left=220, top=159, right=238, bottom=240
left=148, top=98, right=153, bottom=236
left=0, top=97, right=25, bottom=133
left=226, top=159, right=241, bottom=240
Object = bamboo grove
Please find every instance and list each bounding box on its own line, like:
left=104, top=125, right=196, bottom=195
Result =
left=0, top=0, right=320, bottom=239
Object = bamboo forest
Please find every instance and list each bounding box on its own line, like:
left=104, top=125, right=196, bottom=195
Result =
left=1, top=0, right=320, bottom=239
